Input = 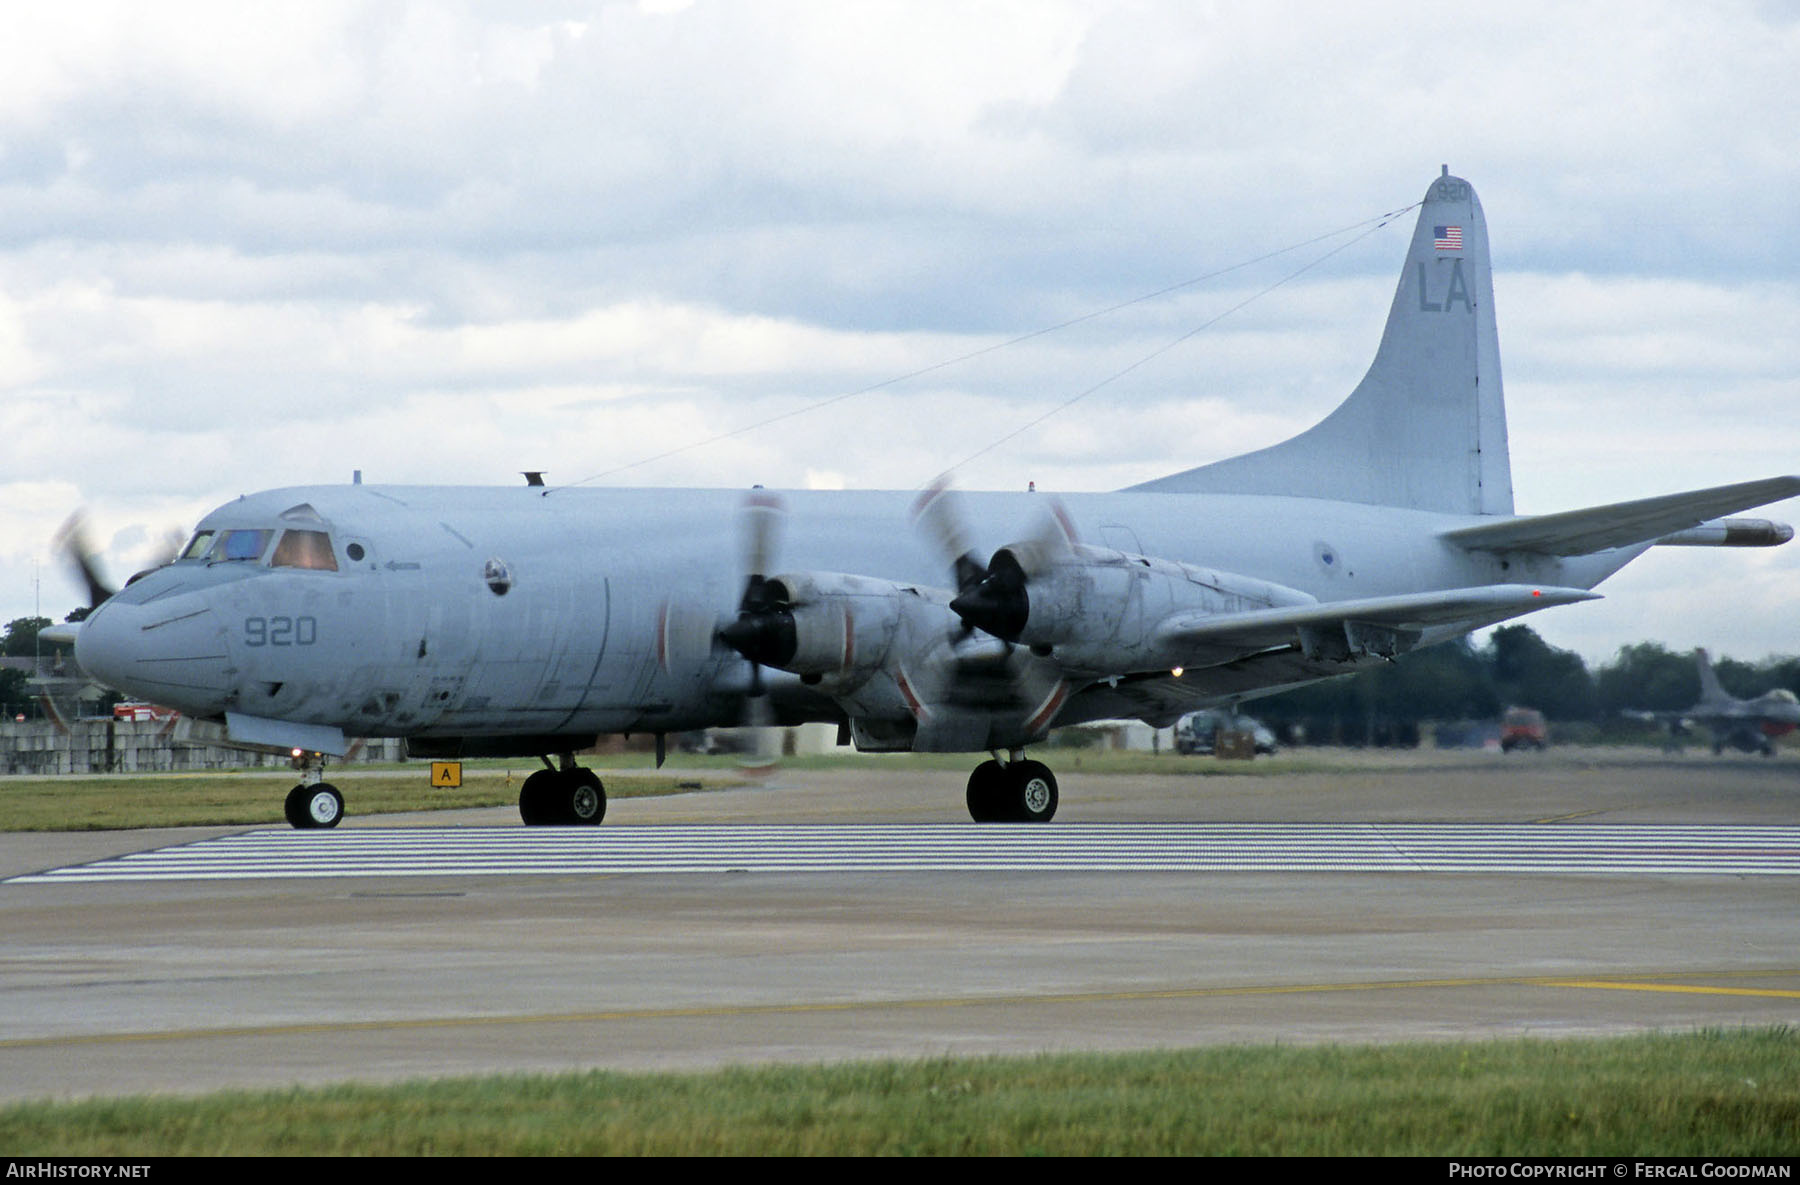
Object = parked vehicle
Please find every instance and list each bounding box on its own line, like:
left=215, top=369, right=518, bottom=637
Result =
left=1175, top=710, right=1276, bottom=756
left=1500, top=706, right=1547, bottom=752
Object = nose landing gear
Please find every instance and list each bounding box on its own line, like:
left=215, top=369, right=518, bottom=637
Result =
left=283, top=750, right=343, bottom=829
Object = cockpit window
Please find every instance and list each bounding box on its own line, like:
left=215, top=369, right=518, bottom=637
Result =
left=271, top=529, right=339, bottom=571
left=214, top=529, right=272, bottom=563
left=179, top=531, right=215, bottom=561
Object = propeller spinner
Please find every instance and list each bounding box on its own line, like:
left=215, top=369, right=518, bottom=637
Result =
left=717, top=491, right=798, bottom=676
left=714, top=490, right=794, bottom=771
left=911, top=475, right=1077, bottom=645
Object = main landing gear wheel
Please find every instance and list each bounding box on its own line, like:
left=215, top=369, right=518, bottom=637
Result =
left=519, top=767, right=607, bottom=826
left=566, top=768, right=606, bottom=824
left=284, top=783, right=344, bottom=830
left=965, top=759, right=1008, bottom=822
left=965, top=759, right=1058, bottom=823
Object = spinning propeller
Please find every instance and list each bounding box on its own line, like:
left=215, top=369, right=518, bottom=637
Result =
left=52, top=511, right=118, bottom=613
left=715, top=491, right=794, bottom=771
left=53, top=512, right=185, bottom=617
left=712, top=480, right=1075, bottom=753
left=910, top=474, right=1077, bottom=645
left=717, top=491, right=797, bottom=682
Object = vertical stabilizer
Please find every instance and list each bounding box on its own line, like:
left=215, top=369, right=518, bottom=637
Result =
left=1695, top=648, right=1726, bottom=703
left=1131, top=169, right=1514, bottom=515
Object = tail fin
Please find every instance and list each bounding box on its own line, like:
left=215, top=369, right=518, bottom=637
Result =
left=1695, top=648, right=1727, bottom=703
left=1131, top=168, right=1513, bottom=515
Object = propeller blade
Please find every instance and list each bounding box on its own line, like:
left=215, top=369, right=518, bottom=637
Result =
left=656, top=598, right=721, bottom=675
left=720, top=489, right=798, bottom=674
left=52, top=512, right=116, bottom=609
left=947, top=495, right=1080, bottom=643
left=911, top=474, right=987, bottom=595
left=736, top=677, right=781, bottom=777
left=998, top=496, right=1078, bottom=580
left=740, top=490, right=785, bottom=581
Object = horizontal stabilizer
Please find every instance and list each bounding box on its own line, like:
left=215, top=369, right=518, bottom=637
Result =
left=1153, top=584, right=1599, bottom=662
left=1441, top=476, right=1800, bottom=557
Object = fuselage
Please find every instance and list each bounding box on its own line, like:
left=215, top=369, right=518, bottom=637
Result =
left=73, top=482, right=1637, bottom=745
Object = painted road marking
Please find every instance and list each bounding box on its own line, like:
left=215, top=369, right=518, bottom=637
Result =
left=9, top=822, right=1800, bottom=883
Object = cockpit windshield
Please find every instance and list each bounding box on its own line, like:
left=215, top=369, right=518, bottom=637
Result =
left=180, top=525, right=340, bottom=570
left=179, top=531, right=215, bottom=561
left=270, top=529, right=339, bottom=571
left=215, top=529, right=272, bottom=562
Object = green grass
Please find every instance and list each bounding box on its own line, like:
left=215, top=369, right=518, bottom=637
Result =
left=0, top=742, right=1756, bottom=830
left=0, top=768, right=730, bottom=830
left=0, top=1029, right=1794, bottom=1155
left=0, top=748, right=1411, bottom=832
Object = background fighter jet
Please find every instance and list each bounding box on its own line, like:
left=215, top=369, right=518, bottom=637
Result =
left=1646, top=650, right=1800, bottom=757
left=50, top=169, right=1800, bottom=828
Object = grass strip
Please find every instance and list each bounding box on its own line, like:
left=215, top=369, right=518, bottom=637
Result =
left=0, top=751, right=1386, bottom=831
left=3, top=744, right=1789, bottom=830
left=0, top=770, right=726, bottom=831
left=0, top=1028, right=1795, bottom=1156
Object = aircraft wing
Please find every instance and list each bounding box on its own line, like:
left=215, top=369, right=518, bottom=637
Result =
left=1057, top=584, right=1600, bottom=726
left=1440, top=476, right=1800, bottom=557
left=1151, top=583, right=1600, bottom=662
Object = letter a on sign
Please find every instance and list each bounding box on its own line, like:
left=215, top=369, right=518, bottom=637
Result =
left=431, top=761, right=463, bottom=789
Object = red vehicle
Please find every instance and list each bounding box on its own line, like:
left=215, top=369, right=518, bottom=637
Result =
left=1500, top=707, right=1547, bottom=752
left=112, top=702, right=177, bottom=723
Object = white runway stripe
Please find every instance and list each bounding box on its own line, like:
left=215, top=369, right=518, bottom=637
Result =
left=10, top=823, right=1800, bottom=882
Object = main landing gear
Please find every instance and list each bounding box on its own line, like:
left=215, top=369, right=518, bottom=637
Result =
left=518, top=754, right=607, bottom=825
left=965, top=753, right=1059, bottom=823
left=284, top=750, right=344, bottom=830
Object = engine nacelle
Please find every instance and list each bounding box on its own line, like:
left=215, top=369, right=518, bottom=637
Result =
left=1009, top=545, right=1313, bottom=673
left=763, top=571, right=914, bottom=680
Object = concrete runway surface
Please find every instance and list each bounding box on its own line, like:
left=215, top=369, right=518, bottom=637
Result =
left=2, top=748, right=1798, bottom=1102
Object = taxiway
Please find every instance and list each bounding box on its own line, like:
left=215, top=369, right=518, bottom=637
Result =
left=2, top=749, right=1797, bottom=1102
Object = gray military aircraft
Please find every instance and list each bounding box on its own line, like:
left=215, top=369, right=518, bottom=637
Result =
left=54, top=168, right=1800, bottom=828
left=1649, top=649, right=1800, bottom=756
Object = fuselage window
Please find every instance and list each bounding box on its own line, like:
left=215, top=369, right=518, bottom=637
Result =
left=215, top=529, right=272, bottom=563
left=271, top=529, right=339, bottom=571
left=179, top=531, right=215, bottom=561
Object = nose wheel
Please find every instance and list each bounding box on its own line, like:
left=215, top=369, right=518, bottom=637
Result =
left=284, top=751, right=344, bottom=829
left=966, top=756, right=1058, bottom=823
left=519, top=758, right=607, bottom=825
left=284, top=782, right=344, bottom=829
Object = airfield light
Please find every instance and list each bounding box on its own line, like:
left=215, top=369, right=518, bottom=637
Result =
left=1171, top=667, right=1184, bottom=678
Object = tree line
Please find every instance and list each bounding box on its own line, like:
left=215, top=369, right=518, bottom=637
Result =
left=1251, top=625, right=1800, bottom=746
left=2, top=616, right=71, bottom=720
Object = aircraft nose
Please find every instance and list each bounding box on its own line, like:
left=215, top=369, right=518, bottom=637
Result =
left=76, top=595, right=235, bottom=713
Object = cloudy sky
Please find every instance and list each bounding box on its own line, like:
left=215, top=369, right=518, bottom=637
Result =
left=2, top=0, right=1795, bottom=664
